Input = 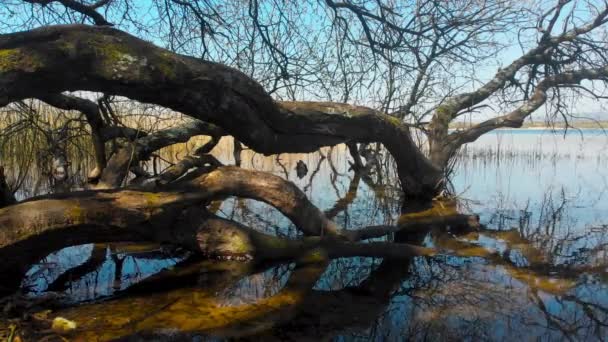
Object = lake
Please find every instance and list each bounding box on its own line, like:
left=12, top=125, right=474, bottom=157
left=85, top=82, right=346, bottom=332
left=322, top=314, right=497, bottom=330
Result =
left=8, top=129, right=608, bottom=340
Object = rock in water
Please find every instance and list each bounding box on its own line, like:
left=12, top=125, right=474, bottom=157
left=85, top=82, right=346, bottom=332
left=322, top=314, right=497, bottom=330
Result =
left=51, top=317, right=77, bottom=332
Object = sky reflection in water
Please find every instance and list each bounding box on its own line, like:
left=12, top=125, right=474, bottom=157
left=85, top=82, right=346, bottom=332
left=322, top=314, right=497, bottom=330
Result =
left=20, top=129, right=608, bottom=341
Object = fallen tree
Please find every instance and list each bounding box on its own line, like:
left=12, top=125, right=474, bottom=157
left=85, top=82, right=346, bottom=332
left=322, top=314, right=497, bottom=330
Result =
left=1, top=0, right=608, bottom=322
left=0, top=24, right=442, bottom=197
left=2, top=216, right=597, bottom=341
left=1, top=165, right=471, bottom=296
left=3, top=0, right=607, bottom=194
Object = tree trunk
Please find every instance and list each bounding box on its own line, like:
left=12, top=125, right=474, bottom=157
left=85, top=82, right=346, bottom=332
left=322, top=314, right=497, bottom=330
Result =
left=0, top=25, right=442, bottom=199
left=0, top=166, right=448, bottom=295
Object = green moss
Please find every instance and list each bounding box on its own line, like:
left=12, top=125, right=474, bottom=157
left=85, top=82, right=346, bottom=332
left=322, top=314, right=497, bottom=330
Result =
left=143, top=192, right=162, bottom=207
left=143, top=192, right=161, bottom=202
left=65, top=204, right=86, bottom=224
left=0, top=48, right=42, bottom=72
left=0, top=49, right=19, bottom=69
left=57, top=40, right=77, bottom=57
left=86, top=38, right=144, bottom=78
left=298, top=248, right=328, bottom=264
left=89, top=38, right=130, bottom=62
left=436, top=106, right=448, bottom=116
left=57, top=32, right=177, bottom=80
left=51, top=317, right=77, bottom=332
left=260, top=234, right=293, bottom=249
left=151, top=50, right=178, bottom=79
left=434, top=105, right=456, bottom=124
left=228, top=232, right=252, bottom=254
left=386, top=115, right=403, bottom=126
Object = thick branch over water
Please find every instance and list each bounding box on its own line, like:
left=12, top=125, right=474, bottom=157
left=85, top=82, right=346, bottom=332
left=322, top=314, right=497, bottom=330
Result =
left=0, top=24, right=441, bottom=197
left=0, top=166, right=439, bottom=294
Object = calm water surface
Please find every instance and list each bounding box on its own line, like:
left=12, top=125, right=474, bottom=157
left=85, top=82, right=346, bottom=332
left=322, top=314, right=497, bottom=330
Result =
left=13, top=129, right=608, bottom=340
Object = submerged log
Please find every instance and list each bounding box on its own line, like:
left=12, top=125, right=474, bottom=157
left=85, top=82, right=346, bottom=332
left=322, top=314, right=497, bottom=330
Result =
left=0, top=166, right=438, bottom=296
left=1, top=219, right=429, bottom=341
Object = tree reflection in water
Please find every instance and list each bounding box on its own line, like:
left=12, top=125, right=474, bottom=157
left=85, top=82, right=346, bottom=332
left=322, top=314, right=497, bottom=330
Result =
left=1, top=141, right=607, bottom=341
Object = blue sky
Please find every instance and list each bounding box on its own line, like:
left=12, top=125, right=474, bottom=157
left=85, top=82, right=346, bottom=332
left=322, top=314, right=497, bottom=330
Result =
left=1, top=0, right=606, bottom=121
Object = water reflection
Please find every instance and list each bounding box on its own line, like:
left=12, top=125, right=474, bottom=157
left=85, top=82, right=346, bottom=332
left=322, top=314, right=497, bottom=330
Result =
left=12, top=235, right=607, bottom=340
left=1, top=130, right=607, bottom=340
left=22, top=243, right=187, bottom=303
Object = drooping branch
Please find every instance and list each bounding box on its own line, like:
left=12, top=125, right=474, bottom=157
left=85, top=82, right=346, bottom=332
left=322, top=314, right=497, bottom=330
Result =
left=192, top=213, right=434, bottom=261
left=98, top=120, right=223, bottom=188
left=0, top=165, right=351, bottom=294
left=0, top=167, right=344, bottom=246
left=277, top=101, right=442, bottom=195
left=0, top=24, right=441, bottom=198
left=37, top=93, right=108, bottom=181
left=175, top=167, right=345, bottom=237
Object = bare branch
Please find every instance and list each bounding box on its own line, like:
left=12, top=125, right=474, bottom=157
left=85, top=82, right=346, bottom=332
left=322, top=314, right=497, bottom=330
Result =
left=24, top=0, right=114, bottom=26
left=451, top=66, right=608, bottom=145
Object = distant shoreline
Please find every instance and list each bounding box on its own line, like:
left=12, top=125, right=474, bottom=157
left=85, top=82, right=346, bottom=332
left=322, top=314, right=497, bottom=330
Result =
left=501, top=126, right=605, bottom=130
left=450, top=122, right=608, bottom=130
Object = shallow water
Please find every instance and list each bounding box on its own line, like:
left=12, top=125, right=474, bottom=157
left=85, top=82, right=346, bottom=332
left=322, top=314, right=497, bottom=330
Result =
left=6, top=129, right=608, bottom=340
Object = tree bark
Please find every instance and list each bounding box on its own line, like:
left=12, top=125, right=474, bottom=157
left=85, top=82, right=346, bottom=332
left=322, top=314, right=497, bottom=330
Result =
left=0, top=192, right=431, bottom=296
left=0, top=24, right=442, bottom=198
left=97, top=120, right=223, bottom=188
left=0, top=167, right=16, bottom=209
left=0, top=165, right=448, bottom=295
